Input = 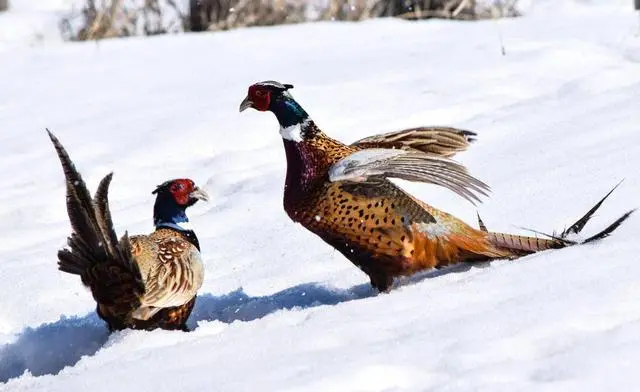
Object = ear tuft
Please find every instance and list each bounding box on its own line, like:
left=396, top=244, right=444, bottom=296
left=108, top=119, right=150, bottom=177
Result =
left=152, top=180, right=171, bottom=195
left=283, top=84, right=294, bottom=90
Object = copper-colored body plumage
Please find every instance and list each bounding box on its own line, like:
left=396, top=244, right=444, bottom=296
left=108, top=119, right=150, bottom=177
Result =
left=240, top=81, right=632, bottom=292
left=283, top=122, right=567, bottom=291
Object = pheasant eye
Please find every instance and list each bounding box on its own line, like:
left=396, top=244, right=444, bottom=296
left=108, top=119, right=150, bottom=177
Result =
left=255, top=90, right=264, bottom=97
left=171, top=183, right=184, bottom=192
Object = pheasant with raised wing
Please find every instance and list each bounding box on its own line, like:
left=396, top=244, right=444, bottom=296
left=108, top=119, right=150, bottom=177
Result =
left=239, top=81, right=634, bottom=292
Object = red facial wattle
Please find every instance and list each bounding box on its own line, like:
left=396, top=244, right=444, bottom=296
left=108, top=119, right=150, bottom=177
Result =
left=248, top=85, right=271, bottom=111
left=169, top=179, right=195, bottom=206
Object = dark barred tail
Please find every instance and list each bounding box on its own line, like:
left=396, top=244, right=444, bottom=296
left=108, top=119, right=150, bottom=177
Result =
left=487, top=232, right=565, bottom=256
left=582, top=210, right=635, bottom=243
left=47, top=129, right=143, bottom=315
left=484, top=183, right=634, bottom=257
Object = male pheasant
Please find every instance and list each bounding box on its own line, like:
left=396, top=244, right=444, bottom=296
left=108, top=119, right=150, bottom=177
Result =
left=239, top=81, right=634, bottom=292
left=48, top=130, right=209, bottom=331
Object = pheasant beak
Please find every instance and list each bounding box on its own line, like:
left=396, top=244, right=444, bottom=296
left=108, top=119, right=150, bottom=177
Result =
left=239, top=96, right=253, bottom=112
left=189, top=187, right=210, bottom=202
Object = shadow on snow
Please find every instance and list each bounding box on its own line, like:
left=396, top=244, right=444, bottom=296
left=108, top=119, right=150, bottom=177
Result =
left=0, top=281, right=378, bottom=384
left=188, top=281, right=376, bottom=326
left=0, top=263, right=483, bottom=384
left=0, top=313, right=109, bottom=384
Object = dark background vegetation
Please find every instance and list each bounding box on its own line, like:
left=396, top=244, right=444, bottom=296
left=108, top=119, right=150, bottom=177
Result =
left=51, top=0, right=519, bottom=41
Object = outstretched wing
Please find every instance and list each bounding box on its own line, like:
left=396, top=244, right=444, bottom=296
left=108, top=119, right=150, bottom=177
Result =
left=328, top=148, right=489, bottom=204
left=351, top=127, right=476, bottom=157
left=47, top=129, right=144, bottom=319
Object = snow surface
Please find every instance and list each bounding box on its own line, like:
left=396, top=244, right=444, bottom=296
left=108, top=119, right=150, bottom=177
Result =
left=1, top=0, right=640, bottom=391
left=0, top=0, right=72, bottom=50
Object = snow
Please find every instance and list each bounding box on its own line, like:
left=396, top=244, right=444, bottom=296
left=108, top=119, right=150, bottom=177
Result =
left=1, top=0, right=640, bottom=391
left=0, top=0, right=72, bottom=50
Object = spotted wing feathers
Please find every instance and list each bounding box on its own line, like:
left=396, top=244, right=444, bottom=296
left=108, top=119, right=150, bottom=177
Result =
left=328, top=148, right=489, bottom=204
left=47, top=129, right=144, bottom=313
left=351, top=127, right=476, bottom=157
left=132, top=236, right=204, bottom=321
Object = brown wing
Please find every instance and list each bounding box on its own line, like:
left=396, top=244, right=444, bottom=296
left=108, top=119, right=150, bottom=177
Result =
left=328, top=148, right=489, bottom=204
left=132, top=236, right=204, bottom=321
left=351, top=127, right=476, bottom=157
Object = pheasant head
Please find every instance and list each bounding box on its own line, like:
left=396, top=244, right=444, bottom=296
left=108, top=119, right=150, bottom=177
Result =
left=152, top=179, right=209, bottom=231
left=239, top=80, right=323, bottom=142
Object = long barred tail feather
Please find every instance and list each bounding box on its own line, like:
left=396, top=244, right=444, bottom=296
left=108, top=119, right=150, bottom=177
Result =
left=48, top=129, right=109, bottom=268
left=47, top=129, right=144, bottom=312
left=93, top=173, right=121, bottom=260
left=561, top=180, right=624, bottom=238
left=582, top=209, right=635, bottom=243
left=487, top=232, right=566, bottom=255
left=486, top=184, right=634, bottom=255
